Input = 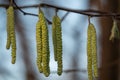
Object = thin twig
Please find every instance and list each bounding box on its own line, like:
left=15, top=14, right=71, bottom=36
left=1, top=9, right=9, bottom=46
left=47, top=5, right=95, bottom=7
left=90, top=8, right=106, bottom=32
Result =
left=61, top=12, right=70, bottom=22
left=39, top=3, right=120, bottom=17
left=13, top=0, right=26, bottom=15
left=1, top=3, right=120, bottom=20
left=13, top=0, right=52, bottom=24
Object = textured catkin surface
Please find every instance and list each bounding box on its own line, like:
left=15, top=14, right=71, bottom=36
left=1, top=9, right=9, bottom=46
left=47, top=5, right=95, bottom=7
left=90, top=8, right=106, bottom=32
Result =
left=39, top=10, right=50, bottom=77
left=36, top=20, right=43, bottom=73
left=56, top=16, right=63, bottom=76
left=52, top=16, right=58, bottom=61
left=6, top=6, right=11, bottom=49
left=87, top=23, right=93, bottom=80
left=6, top=6, right=16, bottom=64
left=52, top=16, right=63, bottom=75
left=91, top=23, right=98, bottom=78
left=87, top=23, right=98, bottom=80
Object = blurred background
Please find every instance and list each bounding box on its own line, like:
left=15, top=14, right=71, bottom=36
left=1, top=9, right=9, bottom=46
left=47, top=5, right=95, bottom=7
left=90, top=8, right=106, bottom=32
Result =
left=0, top=0, right=120, bottom=80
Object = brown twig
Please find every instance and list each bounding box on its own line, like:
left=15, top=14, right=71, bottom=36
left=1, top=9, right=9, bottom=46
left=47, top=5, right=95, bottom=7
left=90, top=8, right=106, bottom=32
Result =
left=0, top=3, right=120, bottom=17
left=13, top=0, right=52, bottom=24
left=1, top=3, right=120, bottom=17
left=39, top=3, right=120, bottom=17
left=61, top=12, right=70, bottom=22
left=1, top=2, right=120, bottom=22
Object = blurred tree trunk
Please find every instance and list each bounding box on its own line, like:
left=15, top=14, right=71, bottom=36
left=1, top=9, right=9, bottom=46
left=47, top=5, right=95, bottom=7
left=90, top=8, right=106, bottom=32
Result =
left=90, top=0, right=120, bottom=80
left=117, top=1, right=120, bottom=80
left=99, top=1, right=119, bottom=80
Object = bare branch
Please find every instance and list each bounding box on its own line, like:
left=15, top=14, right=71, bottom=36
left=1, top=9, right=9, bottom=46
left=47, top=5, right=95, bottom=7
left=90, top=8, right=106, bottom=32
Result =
left=61, top=12, right=70, bottom=22
left=13, top=0, right=52, bottom=24
left=0, top=3, right=120, bottom=21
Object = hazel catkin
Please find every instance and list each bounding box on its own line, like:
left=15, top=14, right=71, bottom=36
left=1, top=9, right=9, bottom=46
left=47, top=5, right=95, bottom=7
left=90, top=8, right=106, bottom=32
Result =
left=52, top=16, right=58, bottom=61
left=90, top=23, right=98, bottom=78
left=6, top=6, right=16, bottom=64
left=6, top=6, right=11, bottom=49
left=52, top=15, right=63, bottom=75
left=56, top=16, right=63, bottom=75
left=87, top=23, right=98, bottom=80
left=40, top=11, right=50, bottom=77
left=87, top=23, right=93, bottom=80
left=36, top=20, right=43, bottom=73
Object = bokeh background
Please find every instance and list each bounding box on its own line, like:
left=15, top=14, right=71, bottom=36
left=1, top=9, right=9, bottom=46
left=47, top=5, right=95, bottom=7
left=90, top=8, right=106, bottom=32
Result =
left=0, top=0, right=120, bottom=80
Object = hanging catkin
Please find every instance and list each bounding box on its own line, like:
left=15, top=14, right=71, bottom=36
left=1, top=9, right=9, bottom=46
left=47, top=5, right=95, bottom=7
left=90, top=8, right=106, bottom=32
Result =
left=91, top=23, right=98, bottom=78
left=6, top=6, right=16, bottom=64
left=52, top=15, right=63, bottom=75
left=36, top=18, right=43, bottom=73
left=56, top=16, right=63, bottom=75
left=39, top=10, right=50, bottom=77
left=87, top=23, right=98, bottom=80
left=87, top=23, right=93, bottom=80
left=52, top=16, right=58, bottom=61
left=6, top=6, right=11, bottom=49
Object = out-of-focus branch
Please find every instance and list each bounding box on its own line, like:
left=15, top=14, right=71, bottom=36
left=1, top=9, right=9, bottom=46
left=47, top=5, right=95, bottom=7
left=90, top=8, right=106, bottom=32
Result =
left=51, top=58, right=119, bottom=74
left=51, top=69, right=87, bottom=74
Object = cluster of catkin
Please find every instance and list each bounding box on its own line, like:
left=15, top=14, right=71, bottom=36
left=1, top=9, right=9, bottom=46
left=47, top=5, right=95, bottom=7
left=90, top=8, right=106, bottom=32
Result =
left=6, top=5, right=16, bottom=64
left=36, top=10, right=63, bottom=77
left=36, top=10, right=50, bottom=77
left=87, top=23, right=98, bottom=80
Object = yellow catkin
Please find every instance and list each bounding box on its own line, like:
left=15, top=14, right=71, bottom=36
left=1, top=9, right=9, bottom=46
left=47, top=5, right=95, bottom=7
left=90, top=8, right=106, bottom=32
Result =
left=6, top=6, right=16, bottom=64
left=10, top=7, right=16, bottom=64
left=6, top=6, right=12, bottom=49
left=36, top=18, right=43, bottom=73
left=55, top=16, right=63, bottom=75
left=87, top=23, right=93, bottom=80
left=40, top=10, right=50, bottom=77
left=87, top=23, right=98, bottom=80
left=91, top=23, right=98, bottom=78
left=52, top=16, right=58, bottom=61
